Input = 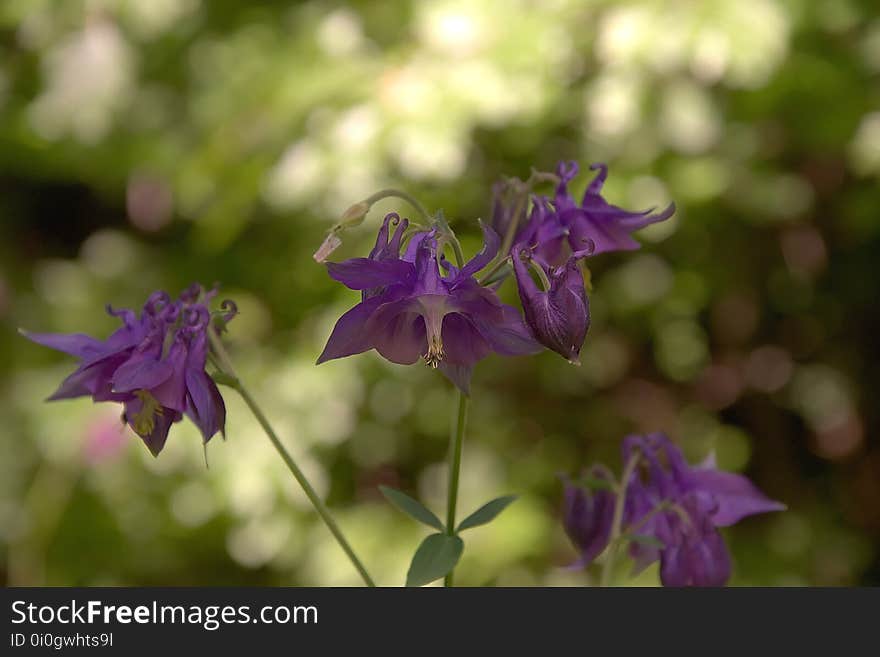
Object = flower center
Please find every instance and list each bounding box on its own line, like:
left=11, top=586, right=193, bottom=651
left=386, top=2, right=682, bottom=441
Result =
left=419, top=296, right=447, bottom=369
left=424, top=333, right=445, bottom=368
left=130, top=389, right=164, bottom=435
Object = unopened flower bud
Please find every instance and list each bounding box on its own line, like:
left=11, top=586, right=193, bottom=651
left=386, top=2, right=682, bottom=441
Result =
left=340, top=200, right=371, bottom=228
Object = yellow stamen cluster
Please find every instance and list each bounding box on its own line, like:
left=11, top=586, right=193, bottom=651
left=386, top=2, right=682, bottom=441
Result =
left=130, top=389, right=164, bottom=435
left=424, top=335, right=445, bottom=368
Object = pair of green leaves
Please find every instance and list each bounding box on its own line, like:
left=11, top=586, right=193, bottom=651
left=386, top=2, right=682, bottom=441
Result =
left=378, top=486, right=517, bottom=587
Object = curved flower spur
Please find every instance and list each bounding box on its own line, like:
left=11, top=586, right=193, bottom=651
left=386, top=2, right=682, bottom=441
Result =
left=21, top=283, right=376, bottom=586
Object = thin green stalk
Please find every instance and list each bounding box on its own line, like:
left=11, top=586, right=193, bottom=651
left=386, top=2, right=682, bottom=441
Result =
left=208, top=330, right=376, bottom=587
left=363, top=188, right=431, bottom=223
left=528, top=257, right=552, bottom=291
left=479, top=169, right=558, bottom=282
left=599, top=451, right=641, bottom=587
left=477, top=256, right=511, bottom=286
left=444, top=391, right=469, bottom=587
left=621, top=500, right=672, bottom=539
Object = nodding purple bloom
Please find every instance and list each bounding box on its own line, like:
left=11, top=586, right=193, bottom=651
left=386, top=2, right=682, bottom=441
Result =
left=553, top=161, right=675, bottom=258
left=621, top=433, right=784, bottom=586
left=22, top=284, right=232, bottom=456
left=658, top=495, right=732, bottom=587
left=522, top=161, right=675, bottom=264
left=318, top=214, right=541, bottom=394
left=563, top=433, right=784, bottom=586
left=511, top=244, right=592, bottom=363
left=561, top=466, right=616, bottom=568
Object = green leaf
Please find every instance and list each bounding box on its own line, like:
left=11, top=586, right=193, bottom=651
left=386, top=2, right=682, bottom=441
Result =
left=626, top=534, right=665, bottom=549
left=406, top=533, right=464, bottom=587
left=379, top=486, right=445, bottom=531
left=456, top=495, right=518, bottom=532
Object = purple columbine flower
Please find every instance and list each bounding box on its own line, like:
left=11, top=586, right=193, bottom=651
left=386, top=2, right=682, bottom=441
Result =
left=526, top=161, right=675, bottom=264
left=317, top=214, right=541, bottom=393
left=620, top=433, right=785, bottom=586
left=562, top=432, right=784, bottom=586
left=511, top=244, right=592, bottom=363
left=561, top=466, right=616, bottom=568
left=21, top=284, right=233, bottom=456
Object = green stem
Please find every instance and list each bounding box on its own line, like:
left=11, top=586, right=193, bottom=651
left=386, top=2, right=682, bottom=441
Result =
left=363, top=188, right=431, bottom=223
left=528, top=257, right=552, bottom=291
left=621, top=500, right=672, bottom=538
left=208, top=331, right=376, bottom=587
left=498, top=188, right=529, bottom=259
left=599, top=451, right=641, bottom=587
left=449, top=238, right=466, bottom=269
left=477, top=257, right=511, bottom=286
left=444, top=390, right=469, bottom=587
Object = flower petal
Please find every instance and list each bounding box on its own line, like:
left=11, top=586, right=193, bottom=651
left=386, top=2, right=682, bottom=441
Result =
left=20, top=330, right=104, bottom=359
left=690, top=469, right=787, bottom=527
left=456, top=221, right=500, bottom=281
left=471, top=304, right=543, bottom=357
left=47, top=355, right=128, bottom=402
left=185, top=369, right=226, bottom=442
left=562, top=466, right=616, bottom=566
left=151, top=338, right=188, bottom=412
left=316, top=296, right=385, bottom=364
left=111, top=349, right=174, bottom=393
left=368, top=299, right=426, bottom=365
left=440, top=313, right=491, bottom=366
left=124, top=397, right=179, bottom=457
left=326, top=258, right=413, bottom=290
left=437, top=362, right=473, bottom=395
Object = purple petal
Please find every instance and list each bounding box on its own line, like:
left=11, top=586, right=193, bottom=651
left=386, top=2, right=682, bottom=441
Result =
left=20, top=330, right=105, bottom=359
left=79, top=321, right=148, bottom=369
left=369, top=299, right=427, bottom=365
left=326, top=258, right=413, bottom=290
left=111, top=348, right=174, bottom=394
left=471, top=304, right=543, bottom=357
left=690, top=469, right=787, bottom=527
left=411, top=234, right=446, bottom=296
left=437, top=362, right=473, bottom=395
left=562, top=466, right=616, bottom=566
left=440, top=313, right=491, bottom=366
left=456, top=221, right=500, bottom=281
left=659, top=522, right=731, bottom=587
left=124, top=397, right=179, bottom=457
left=512, top=253, right=588, bottom=361
left=565, top=208, right=641, bottom=255
left=402, top=231, right=432, bottom=263
left=317, top=296, right=385, bottom=364
left=151, top=339, right=188, bottom=412
left=554, top=161, right=580, bottom=212
left=585, top=162, right=608, bottom=196
left=47, top=355, right=128, bottom=402
left=368, top=212, right=393, bottom=259
left=185, top=369, right=226, bottom=442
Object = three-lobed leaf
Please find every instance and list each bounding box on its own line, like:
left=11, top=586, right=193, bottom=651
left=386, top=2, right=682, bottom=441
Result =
left=456, top=495, right=517, bottom=532
left=406, top=533, right=464, bottom=587
left=379, top=486, right=445, bottom=531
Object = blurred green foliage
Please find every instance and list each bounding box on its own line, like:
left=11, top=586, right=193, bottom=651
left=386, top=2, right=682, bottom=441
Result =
left=1, top=0, right=878, bottom=586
